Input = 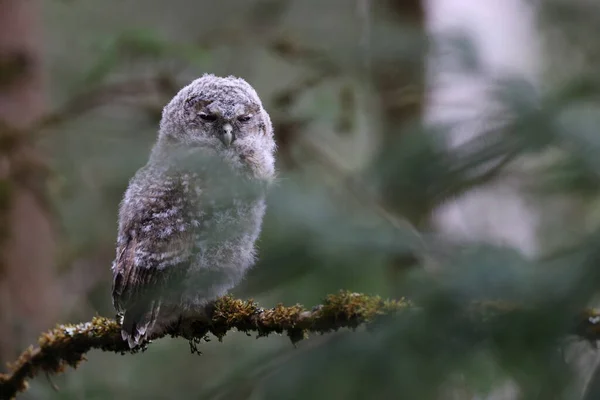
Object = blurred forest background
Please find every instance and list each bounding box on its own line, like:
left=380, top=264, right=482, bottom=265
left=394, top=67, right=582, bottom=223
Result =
left=3, top=0, right=600, bottom=399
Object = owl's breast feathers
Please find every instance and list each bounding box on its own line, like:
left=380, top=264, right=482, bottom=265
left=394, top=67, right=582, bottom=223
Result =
left=111, top=161, right=267, bottom=347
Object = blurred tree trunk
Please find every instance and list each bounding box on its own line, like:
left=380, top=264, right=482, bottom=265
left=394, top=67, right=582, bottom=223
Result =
left=371, top=1, right=426, bottom=142
left=0, top=0, right=58, bottom=363
left=369, top=0, right=427, bottom=296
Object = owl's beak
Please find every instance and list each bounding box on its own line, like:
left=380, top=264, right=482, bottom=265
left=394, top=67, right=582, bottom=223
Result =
left=220, top=123, right=234, bottom=147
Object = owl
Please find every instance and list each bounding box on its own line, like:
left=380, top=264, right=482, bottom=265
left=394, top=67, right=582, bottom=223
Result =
left=111, top=74, right=276, bottom=348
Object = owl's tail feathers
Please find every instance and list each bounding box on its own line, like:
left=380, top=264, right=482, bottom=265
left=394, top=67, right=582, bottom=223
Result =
left=121, top=300, right=161, bottom=349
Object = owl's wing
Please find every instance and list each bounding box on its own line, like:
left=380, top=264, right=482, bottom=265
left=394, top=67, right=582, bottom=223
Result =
left=111, top=179, right=195, bottom=348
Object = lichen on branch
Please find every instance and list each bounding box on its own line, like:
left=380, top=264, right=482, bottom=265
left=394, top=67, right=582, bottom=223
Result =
left=0, top=291, right=409, bottom=400
left=3, top=291, right=600, bottom=400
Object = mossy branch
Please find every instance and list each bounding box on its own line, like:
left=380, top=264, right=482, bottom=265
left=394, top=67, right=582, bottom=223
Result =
left=1, top=291, right=600, bottom=400
left=0, top=291, right=407, bottom=399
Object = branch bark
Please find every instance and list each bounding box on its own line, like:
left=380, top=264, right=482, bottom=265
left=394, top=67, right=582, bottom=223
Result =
left=1, top=291, right=600, bottom=400
left=0, top=291, right=407, bottom=399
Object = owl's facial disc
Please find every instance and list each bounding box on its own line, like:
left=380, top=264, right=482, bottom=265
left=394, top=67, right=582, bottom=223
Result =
left=191, top=101, right=259, bottom=148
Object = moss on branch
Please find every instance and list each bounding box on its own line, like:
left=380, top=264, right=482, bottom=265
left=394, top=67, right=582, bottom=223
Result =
left=0, top=291, right=408, bottom=399
left=2, top=291, right=600, bottom=400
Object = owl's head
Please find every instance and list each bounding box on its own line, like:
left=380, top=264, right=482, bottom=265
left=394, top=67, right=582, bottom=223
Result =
left=154, top=74, right=275, bottom=180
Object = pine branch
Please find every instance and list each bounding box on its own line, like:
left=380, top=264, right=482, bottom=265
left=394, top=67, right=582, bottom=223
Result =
left=1, top=291, right=600, bottom=400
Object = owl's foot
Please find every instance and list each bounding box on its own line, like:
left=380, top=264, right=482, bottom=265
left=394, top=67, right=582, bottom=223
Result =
left=188, top=336, right=203, bottom=355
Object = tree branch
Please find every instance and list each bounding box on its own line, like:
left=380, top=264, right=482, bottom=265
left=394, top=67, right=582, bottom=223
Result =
left=2, top=291, right=600, bottom=399
left=0, top=291, right=407, bottom=399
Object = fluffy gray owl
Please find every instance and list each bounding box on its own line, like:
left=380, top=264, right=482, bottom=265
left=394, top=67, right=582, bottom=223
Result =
left=111, top=74, right=276, bottom=348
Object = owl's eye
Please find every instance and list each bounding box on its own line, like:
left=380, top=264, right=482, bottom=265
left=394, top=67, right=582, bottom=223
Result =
left=237, top=115, right=252, bottom=123
left=199, top=113, right=217, bottom=122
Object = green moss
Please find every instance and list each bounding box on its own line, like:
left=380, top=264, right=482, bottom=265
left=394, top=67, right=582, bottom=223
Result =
left=0, top=293, right=409, bottom=399
left=211, top=296, right=260, bottom=340
left=3, top=292, right=600, bottom=400
left=311, top=290, right=410, bottom=334
left=213, top=296, right=260, bottom=325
